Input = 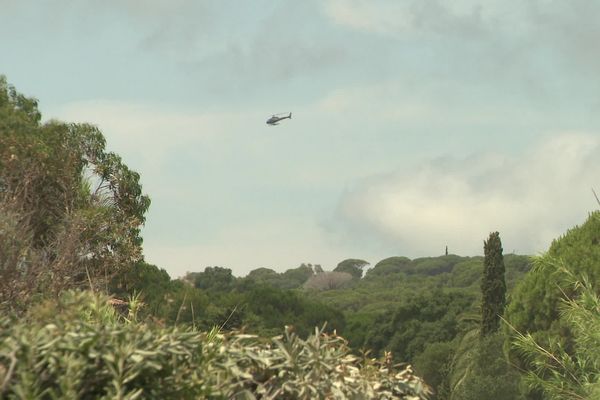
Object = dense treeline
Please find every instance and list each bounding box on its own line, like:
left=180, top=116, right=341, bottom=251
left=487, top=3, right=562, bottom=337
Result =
left=2, top=76, right=600, bottom=399
left=109, top=249, right=534, bottom=398
left=110, top=262, right=346, bottom=337
left=110, top=253, right=532, bottom=356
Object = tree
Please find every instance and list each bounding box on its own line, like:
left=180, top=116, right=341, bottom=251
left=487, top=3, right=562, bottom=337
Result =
left=480, top=232, right=506, bottom=336
left=241, top=285, right=346, bottom=337
left=412, top=256, right=461, bottom=276
left=110, top=262, right=174, bottom=317
left=279, top=264, right=315, bottom=289
left=0, top=76, right=149, bottom=249
left=366, top=256, right=411, bottom=277
left=505, top=212, right=600, bottom=399
left=0, top=76, right=150, bottom=311
left=413, top=341, right=454, bottom=398
left=506, top=211, right=600, bottom=337
left=451, top=333, right=524, bottom=400
left=334, top=259, right=369, bottom=279
left=193, top=266, right=235, bottom=291
left=364, top=289, right=474, bottom=363
left=511, top=264, right=600, bottom=400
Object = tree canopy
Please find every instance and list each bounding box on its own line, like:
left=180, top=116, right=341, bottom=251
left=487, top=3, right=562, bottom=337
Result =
left=0, top=76, right=150, bottom=311
left=334, top=258, right=369, bottom=279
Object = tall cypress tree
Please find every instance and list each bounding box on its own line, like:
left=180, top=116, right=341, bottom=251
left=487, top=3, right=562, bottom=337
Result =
left=480, top=231, right=506, bottom=336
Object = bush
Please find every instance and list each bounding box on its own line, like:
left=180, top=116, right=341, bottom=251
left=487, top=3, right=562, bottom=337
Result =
left=0, top=291, right=431, bottom=399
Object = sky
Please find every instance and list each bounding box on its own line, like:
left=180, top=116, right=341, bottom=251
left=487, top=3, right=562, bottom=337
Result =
left=2, top=0, right=599, bottom=277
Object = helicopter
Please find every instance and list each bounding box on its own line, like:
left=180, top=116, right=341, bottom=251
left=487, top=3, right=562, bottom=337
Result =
left=266, top=112, right=292, bottom=125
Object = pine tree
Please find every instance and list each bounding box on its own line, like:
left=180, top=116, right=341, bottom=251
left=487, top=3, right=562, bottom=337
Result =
left=480, top=231, right=506, bottom=336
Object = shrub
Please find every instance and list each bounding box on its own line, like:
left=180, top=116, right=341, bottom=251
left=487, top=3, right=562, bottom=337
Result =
left=0, top=291, right=431, bottom=399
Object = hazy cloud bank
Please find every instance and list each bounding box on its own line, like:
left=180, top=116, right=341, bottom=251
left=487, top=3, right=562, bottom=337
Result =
left=333, top=133, right=600, bottom=256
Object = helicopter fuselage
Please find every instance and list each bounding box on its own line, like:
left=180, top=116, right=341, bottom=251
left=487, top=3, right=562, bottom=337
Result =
left=266, top=113, right=292, bottom=125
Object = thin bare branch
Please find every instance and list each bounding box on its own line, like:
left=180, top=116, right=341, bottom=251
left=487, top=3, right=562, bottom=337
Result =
left=592, top=188, right=600, bottom=207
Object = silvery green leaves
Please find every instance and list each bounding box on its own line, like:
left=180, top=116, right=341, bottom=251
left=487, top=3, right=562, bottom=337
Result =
left=0, top=291, right=431, bottom=399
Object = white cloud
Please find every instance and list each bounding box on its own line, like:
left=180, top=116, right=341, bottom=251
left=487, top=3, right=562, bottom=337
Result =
left=334, top=133, right=600, bottom=256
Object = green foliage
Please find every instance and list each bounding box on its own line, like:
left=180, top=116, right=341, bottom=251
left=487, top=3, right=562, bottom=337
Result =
left=481, top=232, right=506, bottom=336
left=365, top=256, right=476, bottom=280
left=411, top=255, right=463, bottom=276
left=193, top=266, right=236, bottom=292
left=240, top=284, right=346, bottom=337
left=0, top=290, right=431, bottom=399
left=507, top=212, right=600, bottom=333
left=157, top=254, right=531, bottom=398
left=0, top=77, right=150, bottom=312
left=450, top=333, right=523, bottom=400
left=443, top=233, right=521, bottom=399
left=510, top=261, right=600, bottom=399
left=305, top=252, right=531, bottom=385
left=448, top=259, right=483, bottom=288
left=243, top=264, right=316, bottom=290
left=0, top=291, right=211, bottom=399
left=111, top=266, right=347, bottom=338
left=245, top=267, right=281, bottom=286
left=413, top=341, right=454, bottom=398
left=110, top=262, right=173, bottom=316
left=366, top=257, right=411, bottom=278
left=0, top=77, right=149, bottom=249
left=504, top=254, right=532, bottom=289
left=334, top=259, right=369, bottom=279
left=505, top=211, right=600, bottom=381
left=344, top=312, right=379, bottom=349
left=364, top=289, right=475, bottom=363
left=279, top=263, right=316, bottom=289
